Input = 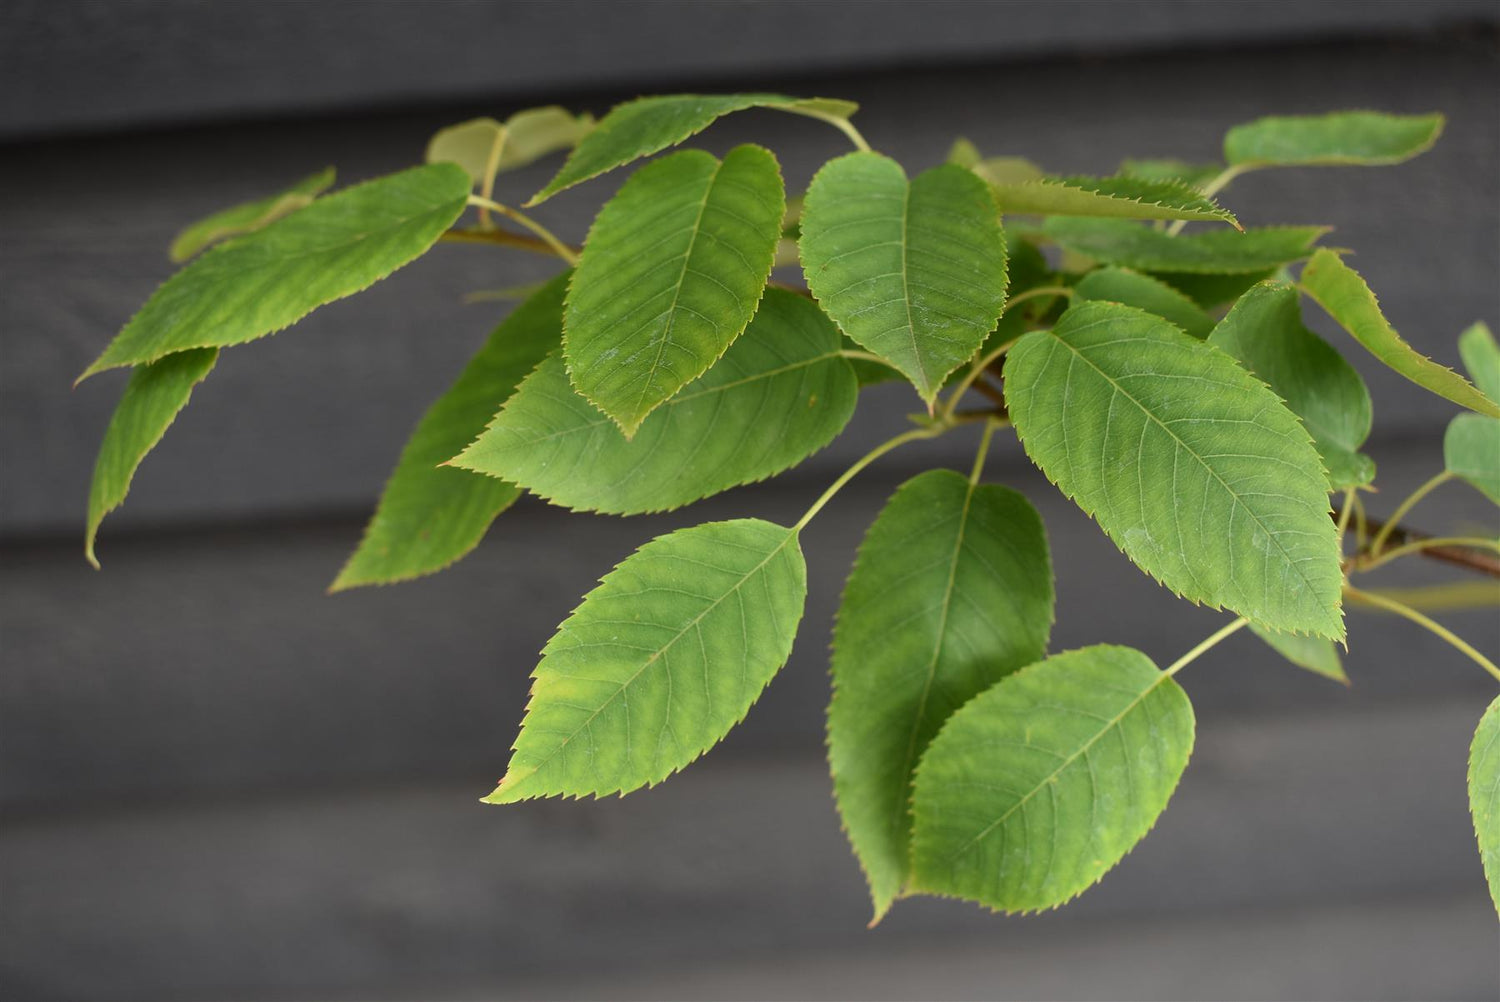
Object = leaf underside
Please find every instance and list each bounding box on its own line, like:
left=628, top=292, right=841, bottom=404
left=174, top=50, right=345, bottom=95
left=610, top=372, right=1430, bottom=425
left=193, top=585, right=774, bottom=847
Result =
left=799, top=152, right=1008, bottom=405
left=169, top=166, right=336, bottom=262
left=1458, top=322, right=1500, bottom=403
left=1208, top=281, right=1375, bottom=489
left=1301, top=250, right=1500, bottom=419
left=331, top=272, right=570, bottom=591
left=487, top=518, right=806, bottom=802
left=454, top=288, right=856, bottom=514
left=85, top=348, right=219, bottom=567
left=990, top=175, right=1237, bottom=226
left=81, top=163, right=472, bottom=380
left=909, top=644, right=1194, bottom=913
left=1224, top=111, right=1445, bottom=167
left=1074, top=266, right=1214, bottom=339
left=829, top=470, right=1054, bottom=920
left=1004, top=300, right=1344, bottom=638
left=1044, top=218, right=1326, bottom=275
left=1469, top=695, right=1500, bottom=918
left=1118, top=158, right=1224, bottom=190
left=1445, top=415, right=1500, bottom=505
left=563, top=145, right=784, bottom=435
left=426, top=107, right=593, bottom=188
left=529, top=93, right=856, bottom=203
left=1248, top=623, right=1347, bottom=683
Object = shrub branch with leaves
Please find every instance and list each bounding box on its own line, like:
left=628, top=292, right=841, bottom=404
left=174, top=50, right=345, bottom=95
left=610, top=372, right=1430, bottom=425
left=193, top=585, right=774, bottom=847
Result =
left=80, top=96, right=1500, bottom=921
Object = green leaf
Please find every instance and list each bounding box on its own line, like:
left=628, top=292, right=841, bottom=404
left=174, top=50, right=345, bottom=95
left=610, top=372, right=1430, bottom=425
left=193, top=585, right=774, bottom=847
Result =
left=1224, top=111, right=1444, bottom=168
left=946, top=138, right=981, bottom=169
left=1149, top=270, right=1275, bottom=310
left=799, top=153, right=1007, bottom=406
left=84, top=348, right=218, bottom=568
left=1301, top=250, right=1500, bottom=418
left=1044, top=218, right=1326, bottom=274
left=1208, top=281, right=1375, bottom=488
left=990, top=176, right=1238, bottom=226
left=81, top=163, right=471, bottom=381
left=528, top=93, right=858, bottom=204
left=426, top=107, right=593, bottom=191
left=1445, top=415, right=1500, bottom=505
left=485, top=518, right=806, bottom=802
left=330, top=273, right=569, bottom=591
left=1469, top=695, right=1500, bottom=918
left=168, top=167, right=335, bottom=262
left=452, top=289, right=857, bottom=514
left=1458, top=321, right=1500, bottom=403
left=1248, top=623, right=1347, bottom=684
left=1074, top=266, right=1215, bottom=339
left=909, top=644, right=1194, bottom=913
left=971, top=157, right=1045, bottom=188
left=829, top=470, right=1053, bottom=921
left=1118, top=158, right=1223, bottom=190
left=563, top=145, right=784, bottom=435
left=1004, top=301, right=1344, bottom=638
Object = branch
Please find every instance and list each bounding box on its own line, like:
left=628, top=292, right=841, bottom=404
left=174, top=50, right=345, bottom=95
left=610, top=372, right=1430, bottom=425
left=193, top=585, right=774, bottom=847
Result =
left=440, top=226, right=581, bottom=258
left=1333, top=506, right=1500, bottom=578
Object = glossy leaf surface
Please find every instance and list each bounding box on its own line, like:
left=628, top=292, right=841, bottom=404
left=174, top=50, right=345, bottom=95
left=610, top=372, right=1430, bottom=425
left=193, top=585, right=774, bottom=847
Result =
left=564, top=145, right=784, bottom=435
left=829, top=471, right=1054, bottom=920
left=486, top=518, right=806, bottom=802
left=82, top=163, right=472, bottom=379
left=454, top=289, right=857, bottom=514
left=1301, top=250, right=1500, bottom=418
left=1005, top=301, right=1344, bottom=638
left=800, top=152, right=1007, bottom=405
left=910, top=645, right=1193, bottom=912
left=85, top=348, right=219, bottom=567
left=1208, top=282, right=1375, bottom=488
left=331, top=274, right=569, bottom=590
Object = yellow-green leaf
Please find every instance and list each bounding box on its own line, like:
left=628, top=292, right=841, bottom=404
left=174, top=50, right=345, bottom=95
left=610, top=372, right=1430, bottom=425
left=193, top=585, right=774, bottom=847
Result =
left=1074, top=266, right=1214, bottom=339
left=990, top=176, right=1238, bottom=226
left=1301, top=250, right=1500, bottom=419
left=1458, top=321, right=1500, bottom=403
left=1248, top=623, right=1347, bottom=684
left=84, top=348, right=219, bottom=568
left=168, top=167, right=335, bottom=262
left=1469, top=695, right=1500, bottom=917
left=1445, top=415, right=1500, bottom=505
left=1224, top=111, right=1444, bottom=168
left=486, top=518, right=806, bottom=802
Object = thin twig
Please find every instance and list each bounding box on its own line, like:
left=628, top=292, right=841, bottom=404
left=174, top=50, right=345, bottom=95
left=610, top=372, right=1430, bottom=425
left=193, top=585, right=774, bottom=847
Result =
left=1333, top=506, right=1500, bottom=578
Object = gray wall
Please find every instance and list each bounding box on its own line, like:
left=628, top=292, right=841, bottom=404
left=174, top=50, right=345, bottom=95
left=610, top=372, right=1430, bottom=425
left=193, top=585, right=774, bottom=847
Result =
left=3, top=3, right=1498, bottom=999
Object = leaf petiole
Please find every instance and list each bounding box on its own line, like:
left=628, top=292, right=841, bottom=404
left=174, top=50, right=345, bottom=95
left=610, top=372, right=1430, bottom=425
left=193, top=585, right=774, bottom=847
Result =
left=467, top=195, right=580, bottom=265
left=1370, top=470, right=1455, bottom=556
left=792, top=425, right=946, bottom=532
left=1163, top=617, right=1250, bottom=677
left=1345, top=585, right=1500, bottom=682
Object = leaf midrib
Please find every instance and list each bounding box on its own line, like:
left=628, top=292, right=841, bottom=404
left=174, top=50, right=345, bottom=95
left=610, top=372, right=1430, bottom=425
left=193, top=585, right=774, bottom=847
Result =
left=508, top=526, right=798, bottom=791
left=946, top=670, right=1165, bottom=861
left=1047, top=327, right=1331, bottom=618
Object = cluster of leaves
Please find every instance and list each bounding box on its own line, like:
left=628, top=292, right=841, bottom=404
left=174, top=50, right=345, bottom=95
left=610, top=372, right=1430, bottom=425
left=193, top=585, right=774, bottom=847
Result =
left=80, top=97, right=1500, bottom=921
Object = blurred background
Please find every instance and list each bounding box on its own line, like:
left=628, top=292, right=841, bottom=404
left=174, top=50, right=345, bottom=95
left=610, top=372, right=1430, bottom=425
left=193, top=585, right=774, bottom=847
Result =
left=3, top=2, right=1499, bottom=999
